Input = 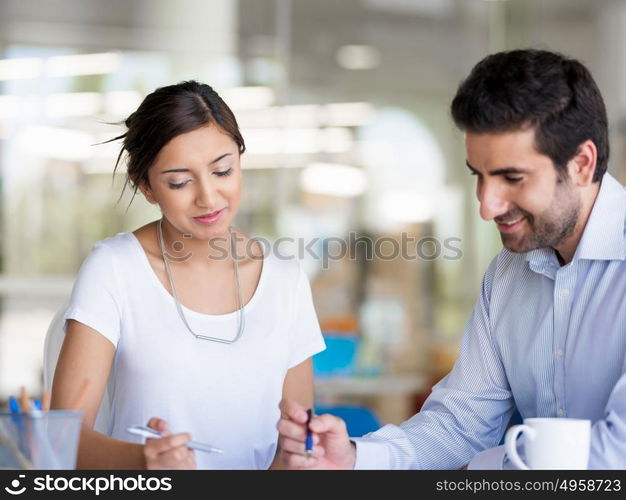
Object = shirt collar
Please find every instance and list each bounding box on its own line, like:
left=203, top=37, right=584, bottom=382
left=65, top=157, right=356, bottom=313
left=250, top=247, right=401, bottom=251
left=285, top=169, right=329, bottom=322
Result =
left=575, top=173, right=626, bottom=261
left=525, top=172, right=626, bottom=272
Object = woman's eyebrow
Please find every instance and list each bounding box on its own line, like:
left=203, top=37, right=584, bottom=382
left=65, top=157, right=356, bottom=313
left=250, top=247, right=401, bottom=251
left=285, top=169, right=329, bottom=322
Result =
left=161, top=153, right=233, bottom=174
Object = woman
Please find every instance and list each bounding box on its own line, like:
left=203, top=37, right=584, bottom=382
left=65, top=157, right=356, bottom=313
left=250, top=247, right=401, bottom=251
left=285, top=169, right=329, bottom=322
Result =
left=51, top=81, right=325, bottom=469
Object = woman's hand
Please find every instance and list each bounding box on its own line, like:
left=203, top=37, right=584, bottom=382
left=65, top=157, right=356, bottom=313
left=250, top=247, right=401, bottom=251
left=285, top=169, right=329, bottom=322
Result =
left=143, top=417, right=196, bottom=470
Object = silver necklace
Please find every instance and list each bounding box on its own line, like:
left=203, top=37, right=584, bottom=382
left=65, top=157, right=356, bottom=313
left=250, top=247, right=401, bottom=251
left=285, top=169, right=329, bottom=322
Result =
left=157, top=218, right=245, bottom=343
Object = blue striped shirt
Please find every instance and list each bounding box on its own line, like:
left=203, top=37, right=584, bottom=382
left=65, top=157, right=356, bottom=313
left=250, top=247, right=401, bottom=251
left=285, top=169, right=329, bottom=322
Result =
left=355, top=173, right=626, bottom=469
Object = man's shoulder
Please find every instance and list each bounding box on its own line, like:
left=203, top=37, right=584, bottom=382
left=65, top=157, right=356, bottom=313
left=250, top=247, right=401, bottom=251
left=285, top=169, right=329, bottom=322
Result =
left=477, top=248, right=531, bottom=296
left=488, top=248, right=528, bottom=276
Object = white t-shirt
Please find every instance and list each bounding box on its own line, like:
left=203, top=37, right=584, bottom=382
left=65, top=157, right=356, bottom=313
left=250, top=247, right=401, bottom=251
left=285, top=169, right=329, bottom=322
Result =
left=63, top=232, right=325, bottom=469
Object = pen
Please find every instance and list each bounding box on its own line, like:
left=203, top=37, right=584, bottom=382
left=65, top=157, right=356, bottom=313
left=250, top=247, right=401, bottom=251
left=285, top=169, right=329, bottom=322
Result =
left=0, top=406, right=32, bottom=469
left=126, top=425, right=223, bottom=454
left=8, top=396, right=21, bottom=414
left=8, top=396, right=24, bottom=450
left=305, top=408, right=313, bottom=456
left=7, top=395, right=34, bottom=468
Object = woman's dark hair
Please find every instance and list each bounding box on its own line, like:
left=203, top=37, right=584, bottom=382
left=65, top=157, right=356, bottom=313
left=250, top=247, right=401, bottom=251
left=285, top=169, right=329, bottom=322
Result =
left=451, top=49, right=609, bottom=182
left=111, top=80, right=245, bottom=199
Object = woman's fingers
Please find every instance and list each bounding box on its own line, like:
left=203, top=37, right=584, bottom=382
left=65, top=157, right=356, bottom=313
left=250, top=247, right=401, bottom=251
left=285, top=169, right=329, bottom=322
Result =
left=144, top=432, right=195, bottom=469
left=144, top=433, right=190, bottom=459
left=152, top=446, right=196, bottom=469
left=142, top=418, right=196, bottom=469
left=146, top=417, right=169, bottom=435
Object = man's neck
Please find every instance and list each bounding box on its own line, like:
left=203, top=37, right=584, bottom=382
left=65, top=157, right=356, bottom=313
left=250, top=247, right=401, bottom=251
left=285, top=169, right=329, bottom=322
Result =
left=553, top=182, right=601, bottom=265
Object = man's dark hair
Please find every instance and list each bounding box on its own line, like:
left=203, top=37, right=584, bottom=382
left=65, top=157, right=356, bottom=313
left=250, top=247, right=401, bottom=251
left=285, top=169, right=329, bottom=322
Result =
left=451, top=49, right=609, bottom=182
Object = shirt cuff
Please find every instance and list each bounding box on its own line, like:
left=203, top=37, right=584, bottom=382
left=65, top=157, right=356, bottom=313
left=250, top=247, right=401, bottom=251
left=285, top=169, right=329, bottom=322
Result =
left=467, top=445, right=507, bottom=470
left=351, top=438, right=391, bottom=469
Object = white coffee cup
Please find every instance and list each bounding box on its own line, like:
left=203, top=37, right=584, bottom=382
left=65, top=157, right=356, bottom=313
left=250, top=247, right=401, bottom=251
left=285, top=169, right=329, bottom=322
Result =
left=504, top=417, right=590, bottom=470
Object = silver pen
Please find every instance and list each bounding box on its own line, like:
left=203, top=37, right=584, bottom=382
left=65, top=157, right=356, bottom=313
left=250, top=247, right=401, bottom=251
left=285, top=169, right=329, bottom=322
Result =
left=127, top=424, right=223, bottom=454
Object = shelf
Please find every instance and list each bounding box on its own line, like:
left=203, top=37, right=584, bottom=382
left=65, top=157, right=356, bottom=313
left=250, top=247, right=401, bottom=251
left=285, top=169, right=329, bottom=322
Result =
left=315, top=373, right=428, bottom=397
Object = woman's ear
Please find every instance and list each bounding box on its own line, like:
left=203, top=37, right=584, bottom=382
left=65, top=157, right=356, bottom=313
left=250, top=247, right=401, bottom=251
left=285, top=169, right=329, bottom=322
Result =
left=138, top=182, right=157, bottom=205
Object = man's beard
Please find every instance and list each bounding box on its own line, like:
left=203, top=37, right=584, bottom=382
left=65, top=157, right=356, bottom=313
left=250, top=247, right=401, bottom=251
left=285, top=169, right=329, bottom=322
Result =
left=499, top=186, right=580, bottom=254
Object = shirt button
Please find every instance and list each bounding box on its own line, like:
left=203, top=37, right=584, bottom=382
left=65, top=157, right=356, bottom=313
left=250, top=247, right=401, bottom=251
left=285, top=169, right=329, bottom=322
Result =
left=556, top=348, right=564, bottom=357
left=560, top=289, right=570, bottom=298
left=558, top=408, right=565, bottom=416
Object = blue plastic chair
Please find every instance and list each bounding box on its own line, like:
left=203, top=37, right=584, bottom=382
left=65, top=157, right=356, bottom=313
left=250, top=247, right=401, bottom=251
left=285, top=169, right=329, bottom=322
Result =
left=315, top=404, right=381, bottom=437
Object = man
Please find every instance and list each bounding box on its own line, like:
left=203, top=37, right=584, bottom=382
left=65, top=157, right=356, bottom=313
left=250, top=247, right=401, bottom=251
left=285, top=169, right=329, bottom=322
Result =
left=276, top=49, right=626, bottom=469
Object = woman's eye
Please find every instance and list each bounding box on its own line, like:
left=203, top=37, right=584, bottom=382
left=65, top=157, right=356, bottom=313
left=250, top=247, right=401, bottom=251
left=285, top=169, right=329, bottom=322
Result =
left=168, top=181, right=190, bottom=189
left=215, top=167, right=233, bottom=177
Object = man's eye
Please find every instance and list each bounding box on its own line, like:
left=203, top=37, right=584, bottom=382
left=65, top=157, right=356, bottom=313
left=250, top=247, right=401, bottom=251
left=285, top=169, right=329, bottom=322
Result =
left=505, top=177, right=523, bottom=183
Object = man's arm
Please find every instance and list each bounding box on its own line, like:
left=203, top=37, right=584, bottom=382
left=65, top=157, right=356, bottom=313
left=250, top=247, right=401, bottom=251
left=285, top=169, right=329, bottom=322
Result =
left=588, top=370, right=626, bottom=468
left=277, top=258, right=515, bottom=469
left=353, top=257, right=516, bottom=469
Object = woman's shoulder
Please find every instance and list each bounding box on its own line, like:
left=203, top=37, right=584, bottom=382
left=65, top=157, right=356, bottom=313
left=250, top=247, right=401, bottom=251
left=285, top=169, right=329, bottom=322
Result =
left=83, top=231, right=143, bottom=271
left=92, top=231, right=138, bottom=254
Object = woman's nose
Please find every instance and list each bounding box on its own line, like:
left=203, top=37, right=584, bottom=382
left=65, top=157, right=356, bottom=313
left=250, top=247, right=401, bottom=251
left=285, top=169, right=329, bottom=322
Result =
left=195, top=178, right=217, bottom=208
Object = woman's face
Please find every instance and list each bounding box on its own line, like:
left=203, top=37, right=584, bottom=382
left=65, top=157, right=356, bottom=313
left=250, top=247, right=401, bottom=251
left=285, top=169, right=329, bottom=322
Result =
left=141, top=124, right=241, bottom=240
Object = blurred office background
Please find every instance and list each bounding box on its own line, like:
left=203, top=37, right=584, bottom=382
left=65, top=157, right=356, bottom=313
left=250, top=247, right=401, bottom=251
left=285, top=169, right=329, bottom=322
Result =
left=1, top=0, right=626, bottom=429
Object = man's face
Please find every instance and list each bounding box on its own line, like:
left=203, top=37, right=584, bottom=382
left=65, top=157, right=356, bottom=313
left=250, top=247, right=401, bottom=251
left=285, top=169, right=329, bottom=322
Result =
left=465, top=128, right=580, bottom=254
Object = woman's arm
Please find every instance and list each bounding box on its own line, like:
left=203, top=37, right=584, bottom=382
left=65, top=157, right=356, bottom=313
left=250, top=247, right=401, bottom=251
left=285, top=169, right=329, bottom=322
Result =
left=51, top=320, right=194, bottom=469
left=269, top=358, right=314, bottom=469
left=282, top=358, right=315, bottom=408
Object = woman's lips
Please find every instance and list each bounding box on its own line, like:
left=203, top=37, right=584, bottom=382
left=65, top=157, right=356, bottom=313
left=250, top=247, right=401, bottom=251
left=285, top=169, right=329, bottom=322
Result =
left=193, top=209, right=225, bottom=225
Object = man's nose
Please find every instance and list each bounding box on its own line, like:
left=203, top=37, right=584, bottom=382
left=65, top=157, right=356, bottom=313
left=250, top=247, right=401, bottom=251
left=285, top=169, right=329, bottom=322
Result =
left=478, top=183, right=509, bottom=221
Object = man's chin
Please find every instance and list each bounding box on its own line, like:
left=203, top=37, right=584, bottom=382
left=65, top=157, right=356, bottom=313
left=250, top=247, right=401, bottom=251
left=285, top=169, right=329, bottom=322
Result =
left=501, top=235, right=534, bottom=254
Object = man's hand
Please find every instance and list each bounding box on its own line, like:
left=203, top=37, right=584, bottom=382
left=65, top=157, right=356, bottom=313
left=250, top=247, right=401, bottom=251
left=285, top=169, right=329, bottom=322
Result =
left=276, top=399, right=356, bottom=469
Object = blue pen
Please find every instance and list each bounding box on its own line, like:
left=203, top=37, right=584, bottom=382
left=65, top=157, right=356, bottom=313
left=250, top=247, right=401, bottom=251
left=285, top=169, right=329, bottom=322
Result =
left=2, top=397, right=31, bottom=468
left=305, top=408, right=313, bottom=456
left=8, top=396, right=21, bottom=414
left=7, top=396, right=27, bottom=454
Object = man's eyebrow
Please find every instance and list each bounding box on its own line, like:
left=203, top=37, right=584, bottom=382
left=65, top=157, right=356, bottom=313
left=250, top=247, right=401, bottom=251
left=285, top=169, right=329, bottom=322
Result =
left=161, top=153, right=233, bottom=174
left=465, top=161, right=529, bottom=176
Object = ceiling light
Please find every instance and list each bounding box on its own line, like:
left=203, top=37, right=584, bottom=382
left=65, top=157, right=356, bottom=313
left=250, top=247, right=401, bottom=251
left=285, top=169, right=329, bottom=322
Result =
left=300, top=162, right=367, bottom=197
left=46, top=52, right=121, bottom=77
left=0, top=58, right=43, bottom=81
left=335, top=45, right=381, bottom=70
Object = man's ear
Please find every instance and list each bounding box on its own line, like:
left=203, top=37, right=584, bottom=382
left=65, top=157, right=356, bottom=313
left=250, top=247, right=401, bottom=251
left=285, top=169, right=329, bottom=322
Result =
left=138, top=182, right=157, bottom=205
left=567, top=139, right=597, bottom=186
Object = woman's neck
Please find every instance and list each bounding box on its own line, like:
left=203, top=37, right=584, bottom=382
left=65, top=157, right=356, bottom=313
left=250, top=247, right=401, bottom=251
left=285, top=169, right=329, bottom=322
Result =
left=158, top=218, right=235, bottom=267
